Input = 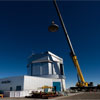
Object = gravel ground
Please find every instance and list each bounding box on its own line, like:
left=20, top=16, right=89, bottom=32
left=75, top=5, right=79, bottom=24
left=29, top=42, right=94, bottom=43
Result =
left=0, top=92, right=100, bottom=100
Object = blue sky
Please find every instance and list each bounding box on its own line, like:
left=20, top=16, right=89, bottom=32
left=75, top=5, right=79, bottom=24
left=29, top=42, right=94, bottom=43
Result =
left=0, top=1, right=100, bottom=88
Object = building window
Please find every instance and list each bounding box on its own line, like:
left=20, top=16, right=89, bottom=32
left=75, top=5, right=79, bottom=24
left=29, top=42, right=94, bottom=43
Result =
left=16, top=86, right=21, bottom=91
left=60, top=64, right=64, bottom=75
left=10, top=87, right=12, bottom=91
left=51, top=63, right=54, bottom=75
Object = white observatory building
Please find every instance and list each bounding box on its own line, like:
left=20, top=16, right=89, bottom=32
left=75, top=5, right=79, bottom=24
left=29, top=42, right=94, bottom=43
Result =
left=0, top=51, right=66, bottom=97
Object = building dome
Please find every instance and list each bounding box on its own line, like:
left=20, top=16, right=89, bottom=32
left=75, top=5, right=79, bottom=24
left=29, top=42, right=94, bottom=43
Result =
left=27, top=51, right=65, bottom=79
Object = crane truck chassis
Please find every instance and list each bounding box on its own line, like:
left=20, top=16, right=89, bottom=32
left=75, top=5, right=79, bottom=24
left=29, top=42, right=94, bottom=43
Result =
left=70, top=85, right=100, bottom=92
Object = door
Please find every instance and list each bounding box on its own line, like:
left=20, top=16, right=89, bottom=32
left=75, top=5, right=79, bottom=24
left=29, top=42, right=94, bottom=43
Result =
left=53, top=82, right=61, bottom=92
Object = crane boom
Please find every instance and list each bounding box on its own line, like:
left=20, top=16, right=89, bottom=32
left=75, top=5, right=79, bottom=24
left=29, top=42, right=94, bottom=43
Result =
left=53, top=0, right=88, bottom=87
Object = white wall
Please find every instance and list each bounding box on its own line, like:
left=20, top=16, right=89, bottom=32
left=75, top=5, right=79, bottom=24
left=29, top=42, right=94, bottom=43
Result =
left=23, top=76, right=52, bottom=91
left=23, top=76, right=66, bottom=91
left=4, top=91, right=31, bottom=97
left=0, top=76, right=24, bottom=91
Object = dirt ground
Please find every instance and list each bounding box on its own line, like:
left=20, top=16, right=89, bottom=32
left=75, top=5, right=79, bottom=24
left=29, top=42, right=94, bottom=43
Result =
left=57, top=92, right=100, bottom=100
left=0, top=92, right=100, bottom=100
